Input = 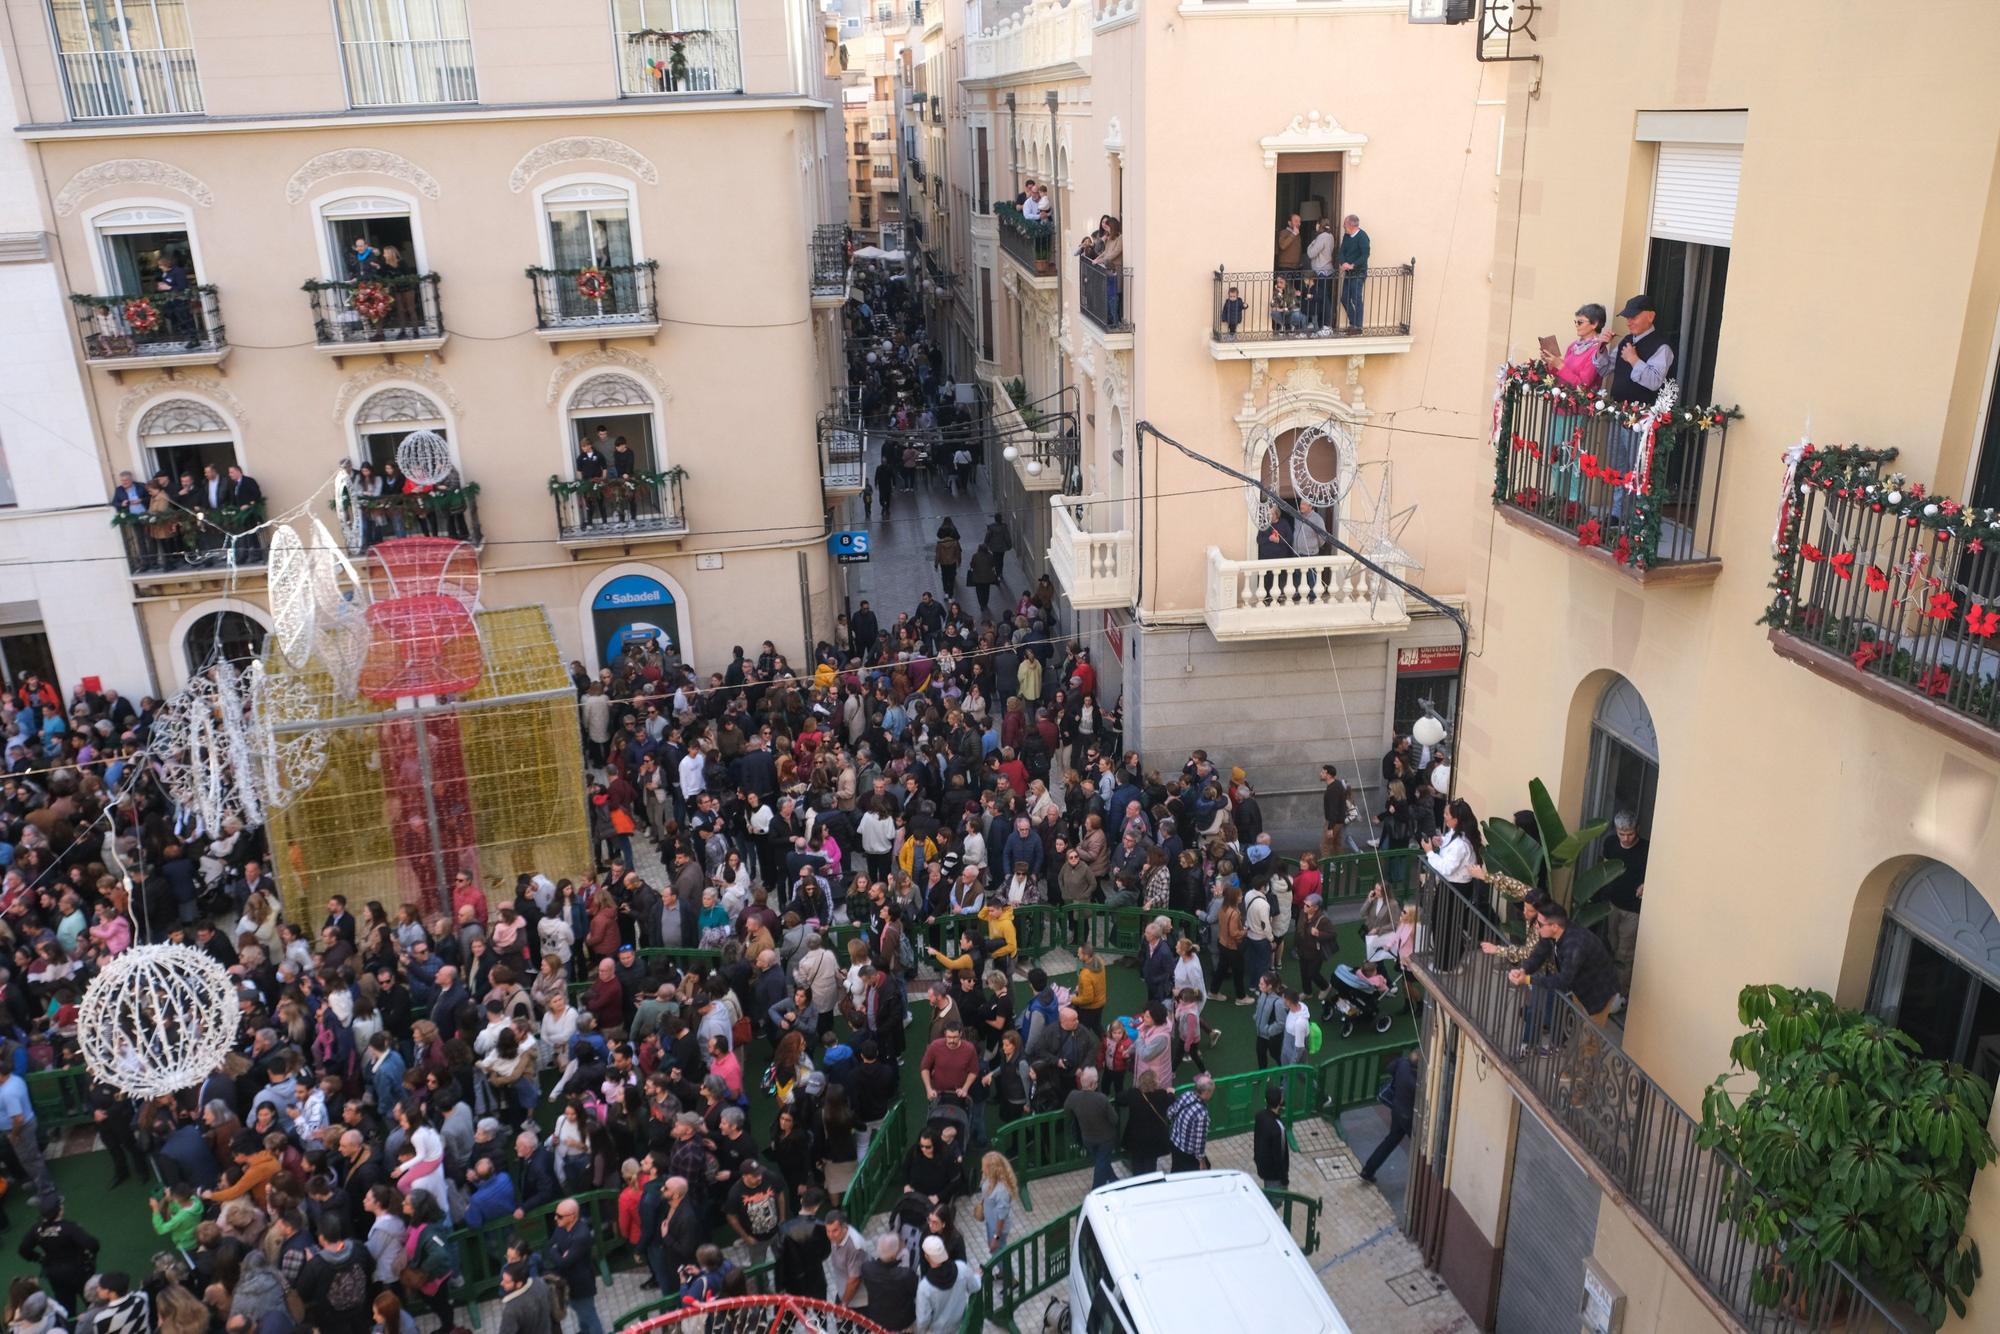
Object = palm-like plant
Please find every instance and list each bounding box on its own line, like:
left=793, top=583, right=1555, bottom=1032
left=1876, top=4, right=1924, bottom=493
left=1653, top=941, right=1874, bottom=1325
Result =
left=1478, top=777, right=1626, bottom=926
left=1700, top=984, right=1994, bottom=1325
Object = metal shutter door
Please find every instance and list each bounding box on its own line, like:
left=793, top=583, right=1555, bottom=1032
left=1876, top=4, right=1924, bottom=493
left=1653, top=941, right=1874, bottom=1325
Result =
left=1494, top=1109, right=1603, bottom=1334
left=1649, top=142, right=1741, bottom=247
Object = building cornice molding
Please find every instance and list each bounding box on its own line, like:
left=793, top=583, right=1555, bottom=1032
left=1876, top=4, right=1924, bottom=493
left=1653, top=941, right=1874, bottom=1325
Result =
left=0, top=232, right=50, bottom=263
left=1260, top=110, right=1367, bottom=169
left=285, top=148, right=440, bottom=204
left=53, top=158, right=213, bottom=216
left=18, top=95, right=833, bottom=142
left=508, top=136, right=660, bottom=193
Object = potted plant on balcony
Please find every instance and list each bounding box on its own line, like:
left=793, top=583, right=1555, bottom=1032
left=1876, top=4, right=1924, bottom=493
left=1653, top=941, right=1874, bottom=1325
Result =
left=1700, top=984, right=1993, bottom=1326
left=629, top=28, right=708, bottom=91
left=1478, top=778, right=1625, bottom=925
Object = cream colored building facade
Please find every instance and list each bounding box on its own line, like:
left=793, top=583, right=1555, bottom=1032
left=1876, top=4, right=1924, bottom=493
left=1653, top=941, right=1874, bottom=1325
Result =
left=1416, top=2, right=2000, bottom=1331
left=1, top=0, right=851, bottom=688
left=938, top=0, right=1503, bottom=840
left=841, top=0, right=909, bottom=241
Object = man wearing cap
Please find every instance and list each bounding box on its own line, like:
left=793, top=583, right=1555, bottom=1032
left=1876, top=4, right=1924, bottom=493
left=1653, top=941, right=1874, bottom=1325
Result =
left=722, top=1158, right=787, bottom=1263
left=1601, top=294, right=1675, bottom=519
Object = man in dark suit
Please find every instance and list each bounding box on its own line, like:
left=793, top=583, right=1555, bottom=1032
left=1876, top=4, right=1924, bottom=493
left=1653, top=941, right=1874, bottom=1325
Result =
left=230, top=860, right=275, bottom=913
left=223, top=465, right=264, bottom=562
left=323, top=894, right=357, bottom=945
left=1338, top=212, right=1371, bottom=330
left=575, top=435, right=609, bottom=526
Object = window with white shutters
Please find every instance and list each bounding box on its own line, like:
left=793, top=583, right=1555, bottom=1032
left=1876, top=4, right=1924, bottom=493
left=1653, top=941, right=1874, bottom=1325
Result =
left=1648, top=141, right=1741, bottom=248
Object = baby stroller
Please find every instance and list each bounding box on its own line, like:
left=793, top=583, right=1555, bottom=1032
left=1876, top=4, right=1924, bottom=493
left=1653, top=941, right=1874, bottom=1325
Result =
left=1324, top=963, right=1396, bottom=1038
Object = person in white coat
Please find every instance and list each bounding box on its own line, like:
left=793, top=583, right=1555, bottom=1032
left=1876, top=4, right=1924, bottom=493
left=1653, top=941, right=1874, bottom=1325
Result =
left=1421, top=798, right=1483, bottom=972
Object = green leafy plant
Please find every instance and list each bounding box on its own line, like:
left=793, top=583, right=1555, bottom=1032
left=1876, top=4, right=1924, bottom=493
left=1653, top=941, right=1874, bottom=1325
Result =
left=1478, top=777, right=1624, bottom=926
left=1699, top=984, right=1993, bottom=1325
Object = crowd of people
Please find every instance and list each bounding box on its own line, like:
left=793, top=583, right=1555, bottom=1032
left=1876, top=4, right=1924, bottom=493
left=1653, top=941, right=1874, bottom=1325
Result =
left=0, top=253, right=1641, bottom=1334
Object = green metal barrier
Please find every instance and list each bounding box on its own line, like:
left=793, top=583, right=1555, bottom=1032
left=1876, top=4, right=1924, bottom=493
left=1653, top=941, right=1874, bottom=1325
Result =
left=447, top=1187, right=621, bottom=1326
left=608, top=1259, right=775, bottom=1329
left=26, top=1066, right=93, bottom=1131
left=1314, top=846, right=1419, bottom=905
left=1316, top=1036, right=1407, bottom=1117
left=975, top=1206, right=1079, bottom=1334
left=1263, top=1186, right=1323, bottom=1255
left=842, top=1095, right=916, bottom=1224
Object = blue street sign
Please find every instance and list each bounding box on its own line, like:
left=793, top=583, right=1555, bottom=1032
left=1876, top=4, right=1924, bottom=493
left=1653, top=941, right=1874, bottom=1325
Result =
left=830, top=529, right=871, bottom=563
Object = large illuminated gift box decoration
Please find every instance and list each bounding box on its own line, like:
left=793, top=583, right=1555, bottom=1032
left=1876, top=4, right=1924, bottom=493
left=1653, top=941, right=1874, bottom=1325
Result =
left=263, top=535, right=590, bottom=928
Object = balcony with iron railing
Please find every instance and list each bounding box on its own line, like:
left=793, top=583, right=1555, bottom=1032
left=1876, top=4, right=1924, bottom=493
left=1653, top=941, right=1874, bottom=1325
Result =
left=70, top=287, right=227, bottom=371
left=1412, top=878, right=1919, bottom=1334
left=996, top=202, right=1056, bottom=284
left=810, top=224, right=850, bottom=303
left=964, top=0, right=1093, bottom=82
left=343, top=484, right=483, bottom=552
left=112, top=500, right=264, bottom=583
left=1765, top=445, right=2000, bottom=759
left=550, top=469, right=688, bottom=545
left=337, top=38, right=476, bottom=106
left=1204, top=544, right=1411, bottom=640
left=1210, top=263, right=1415, bottom=359
left=526, top=262, right=660, bottom=341
left=817, top=416, right=867, bottom=498
left=57, top=46, right=203, bottom=119
left=986, top=378, right=1077, bottom=493
left=1048, top=494, right=1135, bottom=609
left=1079, top=259, right=1131, bottom=341
left=304, top=274, right=445, bottom=355
left=1491, top=364, right=1734, bottom=583
left=615, top=27, right=742, bottom=95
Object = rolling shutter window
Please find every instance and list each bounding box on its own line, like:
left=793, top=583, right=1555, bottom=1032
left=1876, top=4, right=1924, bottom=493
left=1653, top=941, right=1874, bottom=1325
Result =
left=1649, top=141, right=1741, bottom=247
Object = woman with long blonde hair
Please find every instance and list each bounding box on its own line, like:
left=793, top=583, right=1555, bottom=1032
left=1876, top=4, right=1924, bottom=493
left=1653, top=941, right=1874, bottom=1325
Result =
left=977, top=1150, right=1020, bottom=1250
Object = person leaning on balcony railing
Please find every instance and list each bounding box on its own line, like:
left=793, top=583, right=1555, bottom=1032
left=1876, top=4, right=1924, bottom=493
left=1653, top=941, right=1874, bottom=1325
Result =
left=1546, top=302, right=1613, bottom=501
left=1468, top=866, right=1561, bottom=1051
left=1602, top=295, right=1674, bottom=523
left=1507, top=899, right=1620, bottom=1053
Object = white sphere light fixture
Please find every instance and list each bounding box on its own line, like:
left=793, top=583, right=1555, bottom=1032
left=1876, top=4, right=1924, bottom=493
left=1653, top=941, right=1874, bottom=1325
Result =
left=79, top=943, right=241, bottom=1099
left=1431, top=763, right=1452, bottom=793
left=1002, top=445, right=1019, bottom=462
left=1025, top=459, right=1043, bottom=476
left=1412, top=716, right=1446, bottom=748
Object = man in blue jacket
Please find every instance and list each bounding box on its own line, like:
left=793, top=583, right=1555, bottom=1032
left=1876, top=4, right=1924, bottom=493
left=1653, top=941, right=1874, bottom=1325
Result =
left=1338, top=213, right=1371, bottom=330
left=461, top=1157, right=516, bottom=1229
left=1359, top=1045, right=1418, bottom=1184
left=542, top=1198, right=602, bottom=1334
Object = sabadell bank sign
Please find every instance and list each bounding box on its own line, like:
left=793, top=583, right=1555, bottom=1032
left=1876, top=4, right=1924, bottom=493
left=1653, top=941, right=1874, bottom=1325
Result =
left=593, top=575, right=673, bottom=610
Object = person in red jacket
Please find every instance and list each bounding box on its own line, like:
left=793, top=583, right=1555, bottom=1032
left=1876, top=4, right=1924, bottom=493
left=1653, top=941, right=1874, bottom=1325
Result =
left=450, top=870, right=488, bottom=929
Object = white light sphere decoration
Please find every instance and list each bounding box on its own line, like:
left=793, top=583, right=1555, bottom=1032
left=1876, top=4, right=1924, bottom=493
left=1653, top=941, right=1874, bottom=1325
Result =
left=1412, top=716, right=1446, bottom=748
left=1025, top=459, right=1043, bottom=476
left=79, top=943, right=240, bottom=1098
left=1431, top=763, right=1452, bottom=793
left=1001, top=445, right=1019, bottom=462
left=396, top=430, right=453, bottom=487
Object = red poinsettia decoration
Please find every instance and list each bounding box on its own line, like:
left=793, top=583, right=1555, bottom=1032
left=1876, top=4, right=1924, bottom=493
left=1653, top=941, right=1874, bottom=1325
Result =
left=1612, top=535, right=1633, bottom=566
left=1864, top=565, right=1889, bottom=592
left=1925, top=591, right=1960, bottom=621
left=1830, top=551, right=1855, bottom=580
left=1967, top=605, right=2000, bottom=639
left=1577, top=453, right=1600, bottom=479
left=1918, top=665, right=1953, bottom=697
left=1971, top=539, right=1986, bottom=555
left=1851, top=639, right=1885, bottom=670
left=1576, top=519, right=1604, bottom=549
left=1800, top=542, right=1825, bottom=563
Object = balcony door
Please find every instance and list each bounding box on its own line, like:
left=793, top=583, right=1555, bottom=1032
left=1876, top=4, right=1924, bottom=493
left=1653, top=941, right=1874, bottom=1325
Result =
left=93, top=206, right=194, bottom=294
left=1867, top=862, right=2000, bottom=1088
left=1272, top=164, right=1338, bottom=270
left=333, top=0, right=477, bottom=107
left=184, top=609, right=266, bottom=674
left=543, top=184, right=638, bottom=321
left=49, top=0, right=204, bottom=118
left=135, top=397, right=238, bottom=489
left=320, top=197, right=420, bottom=281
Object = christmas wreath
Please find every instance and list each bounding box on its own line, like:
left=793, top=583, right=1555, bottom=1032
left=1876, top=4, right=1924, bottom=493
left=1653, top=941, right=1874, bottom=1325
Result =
left=352, top=281, right=393, bottom=324
left=123, top=298, right=161, bottom=334
left=576, top=268, right=610, bottom=302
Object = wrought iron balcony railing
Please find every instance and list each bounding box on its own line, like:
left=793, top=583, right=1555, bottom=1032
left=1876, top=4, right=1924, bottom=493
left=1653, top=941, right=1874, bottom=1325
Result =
left=526, top=261, right=660, bottom=331
left=550, top=470, right=688, bottom=543
left=342, top=484, right=482, bottom=552
left=338, top=37, right=476, bottom=106
left=1079, top=259, right=1130, bottom=333
left=1491, top=366, right=1734, bottom=572
left=810, top=225, right=850, bottom=297
left=112, top=500, right=264, bottom=578
left=1211, top=263, right=1413, bottom=342
left=996, top=201, right=1055, bottom=276
left=305, top=274, right=443, bottom=346
left=70, top=287, right=225, bottom=361
left=615, top=27, right=742, bottom=95
left=1765, top=446, right=2000, bottom=743
left=57, top=46, right=203, bottom=119
left=1413, top=878, right=1917, bottom=1334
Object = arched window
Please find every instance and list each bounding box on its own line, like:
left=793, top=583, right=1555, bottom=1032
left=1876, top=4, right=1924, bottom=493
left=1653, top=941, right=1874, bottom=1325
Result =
left=1867, top=861, right=2000, bottom=1084
left=565, top=372, right=660, bottom=475
left=184, top=609, right=267, bottom=673
left=352, top=386, right=450, bottom=471
left=1583, top=675, right=1658, bottom=835
left=136, top=397, right=238, bottom=485
left=1246, top=419, right=1354, bottom=555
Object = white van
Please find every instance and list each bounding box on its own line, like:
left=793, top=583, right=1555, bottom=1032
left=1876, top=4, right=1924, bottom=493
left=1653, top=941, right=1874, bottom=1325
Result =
left=1065, top=1170, right=1352, bottom=1334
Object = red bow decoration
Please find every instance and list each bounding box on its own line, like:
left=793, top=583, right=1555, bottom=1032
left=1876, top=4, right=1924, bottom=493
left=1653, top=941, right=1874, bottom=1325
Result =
left=1968, top=605, right=2000, bottom=639
left=1800, top=542, right=1825, bottom=563
left=1918, top=666, right=1952, bottom=698
left=1864, top=565, right=1889, bottom=592
left=1830, top=552, right=1855, bottom=580
left=1925, top=591, right=1960, bottom=621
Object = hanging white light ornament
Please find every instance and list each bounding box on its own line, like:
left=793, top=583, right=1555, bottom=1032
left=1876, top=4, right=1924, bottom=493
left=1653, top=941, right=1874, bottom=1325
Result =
left=1288, top=421, right=1345, bottom=510
left=397, top=429, right=454, bottom=487
left=265, top=525, right=317, bottom=669
left=1431, top=763, right=1452, bottom=793
left=333, top=466, right=366, bottom=554
left=79, top=943, right=240, bottom=1098
left=1412, top=715, right=1446, bottom=748
left=1025, top=459, right=1042, bottom=475
left=1002, top=445, right=1019, bottom=462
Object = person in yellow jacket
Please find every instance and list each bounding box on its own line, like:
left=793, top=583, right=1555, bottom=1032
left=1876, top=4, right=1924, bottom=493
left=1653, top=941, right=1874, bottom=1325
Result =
left=1071, top=942, right=1107, bottom=1033
left=980, top=902, right=1018, bottom=969
left=896, top=829, right=939, bottom=879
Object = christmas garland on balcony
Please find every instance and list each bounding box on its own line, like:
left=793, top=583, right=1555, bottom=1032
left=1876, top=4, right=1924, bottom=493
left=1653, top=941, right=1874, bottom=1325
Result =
left=108, top=500, right=266, bottom=541
left=547, top=467, right=689, bottom=499
left=331, top=484, right=482, bottom=518
left=1488, top=358, right=1736, bottom=571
